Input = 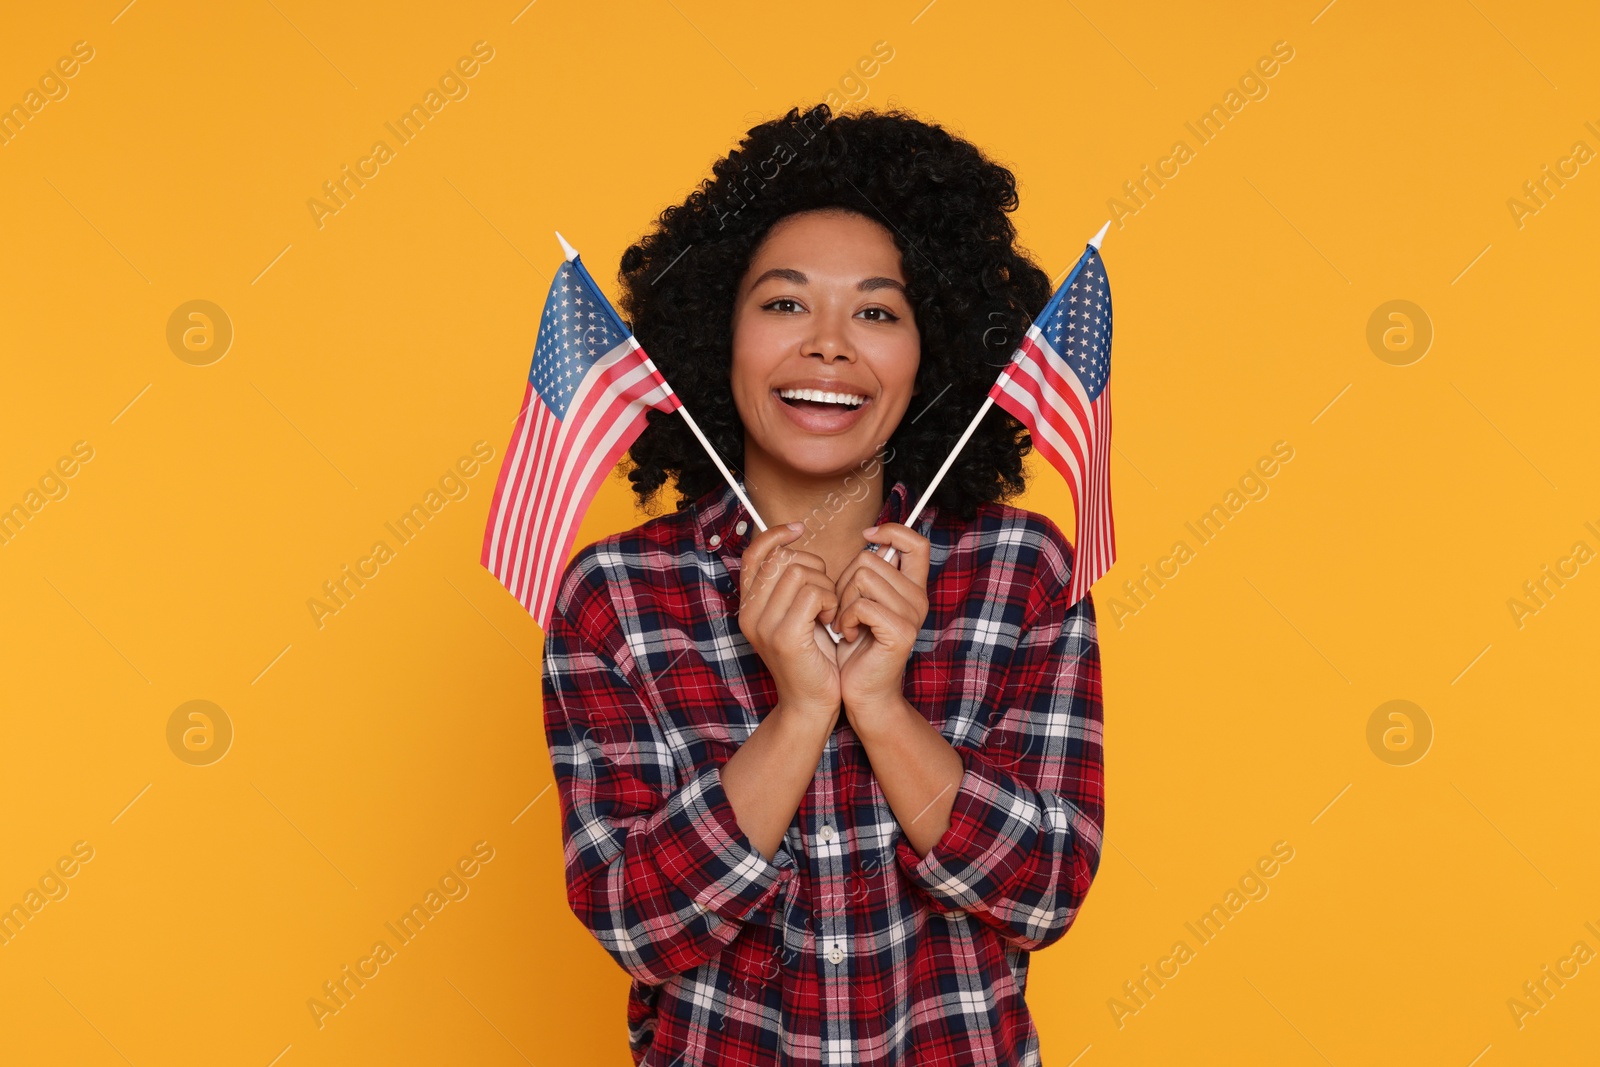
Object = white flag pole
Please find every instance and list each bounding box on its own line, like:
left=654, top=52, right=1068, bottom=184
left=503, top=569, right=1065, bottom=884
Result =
left=557, top=231, right=773, bottom=536
left=876, top=220, right=1110, bottom=568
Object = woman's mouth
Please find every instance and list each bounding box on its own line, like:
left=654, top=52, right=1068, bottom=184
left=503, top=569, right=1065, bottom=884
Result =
left=773, top=388, right=872, bottom=433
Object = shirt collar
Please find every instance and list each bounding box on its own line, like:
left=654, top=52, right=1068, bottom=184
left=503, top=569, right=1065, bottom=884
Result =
left=692, top=477, right=929, bottom=569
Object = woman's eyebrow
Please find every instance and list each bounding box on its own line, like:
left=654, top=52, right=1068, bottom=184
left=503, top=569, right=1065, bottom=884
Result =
left=858, top=276, right=907, bottom=296
left=747, top=269, right=907, bottom=297
left=748, top=267, right=809, bottom=289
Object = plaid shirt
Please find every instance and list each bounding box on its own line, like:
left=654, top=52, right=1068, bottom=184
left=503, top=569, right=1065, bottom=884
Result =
left=541, top=477, right=1105, bottom=1066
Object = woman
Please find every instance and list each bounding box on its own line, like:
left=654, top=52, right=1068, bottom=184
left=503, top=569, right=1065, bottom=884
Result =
left=541, top=103, right=1105, bottom=1066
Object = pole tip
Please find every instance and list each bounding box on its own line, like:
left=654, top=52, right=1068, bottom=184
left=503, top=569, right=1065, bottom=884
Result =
left=1089, top=220, right=1111, bottom=250
left=555, top=231, right=579, bottom=261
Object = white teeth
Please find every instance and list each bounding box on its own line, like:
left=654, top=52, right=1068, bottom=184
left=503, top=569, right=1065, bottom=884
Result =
left=777, top=387, right=867, bottom=406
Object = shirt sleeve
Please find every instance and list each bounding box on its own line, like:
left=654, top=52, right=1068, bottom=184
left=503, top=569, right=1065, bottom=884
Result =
left=542, top=549, right=797, bottom=986
left=893, top=524, right=1106, bottom=952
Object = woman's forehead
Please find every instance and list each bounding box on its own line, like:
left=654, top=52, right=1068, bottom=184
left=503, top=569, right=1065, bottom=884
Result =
left=744, top=210, right=904, bottom=283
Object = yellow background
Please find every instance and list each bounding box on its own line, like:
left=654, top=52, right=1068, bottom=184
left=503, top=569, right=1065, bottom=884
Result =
left=2, top=0, right=1596, bottom=1063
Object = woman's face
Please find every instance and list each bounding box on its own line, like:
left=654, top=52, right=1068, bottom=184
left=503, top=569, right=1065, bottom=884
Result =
left=730, top=208, right=920, bottom=481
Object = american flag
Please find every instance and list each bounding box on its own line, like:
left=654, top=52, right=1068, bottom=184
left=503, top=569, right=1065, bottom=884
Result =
left=988, top=241, right=1115, bottom=607
left=481, top=242, right=681, bottom=630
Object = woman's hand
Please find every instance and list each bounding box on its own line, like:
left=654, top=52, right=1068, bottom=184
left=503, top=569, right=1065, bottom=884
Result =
left=737, top=523, right=842, bottom=724
left=832, top=522, right=931, bottom=728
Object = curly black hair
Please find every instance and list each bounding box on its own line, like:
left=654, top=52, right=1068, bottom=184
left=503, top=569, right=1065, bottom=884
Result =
left=615, top=102, right=1054, bottom=523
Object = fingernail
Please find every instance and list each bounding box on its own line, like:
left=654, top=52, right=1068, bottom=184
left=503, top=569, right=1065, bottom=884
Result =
left=863, top=525, right=878, bottom=535
left=787, top=521, right=803, bottom=532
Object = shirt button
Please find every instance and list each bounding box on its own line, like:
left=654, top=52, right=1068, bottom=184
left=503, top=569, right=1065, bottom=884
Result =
left=827, top=947, right=844, bottom=964
left=708, top=534, right=721, bottom=547
left=819, top=824, right=835, bottom=842
left=735, top=520, right=748, bottom=535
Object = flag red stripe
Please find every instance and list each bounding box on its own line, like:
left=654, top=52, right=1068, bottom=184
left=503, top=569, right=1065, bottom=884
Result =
left=488, top=385, right=560, bottom=580
left=525, top=368, right=676, bottom=621
left=483, top=340, right=679, bottom=629
left=514, top=349, right=676, bottom=614
left=1075, top=392, right=1114, bottom=605
left=994, top=337, right=1093, bottom=494
left=480, top=381, right=536, bottom=570
left=500, top=386, right=562, bottom=577
left=503, top=339, right=647, bottom=595
left=989, top=329, right=1114, bottom=606
left=501, top=341, right=650, bottom=601
left=519, top=357, right=675, bottom=621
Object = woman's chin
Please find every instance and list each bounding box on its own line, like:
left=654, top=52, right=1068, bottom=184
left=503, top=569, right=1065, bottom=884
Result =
left=759, top=442, right=884, bottom=483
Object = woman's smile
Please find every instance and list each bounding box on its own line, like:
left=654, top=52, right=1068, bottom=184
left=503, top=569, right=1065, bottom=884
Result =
left=771, top=383, right=875, bottom=434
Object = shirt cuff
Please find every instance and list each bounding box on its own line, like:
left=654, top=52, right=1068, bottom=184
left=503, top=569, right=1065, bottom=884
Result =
left=645, top=762, right=796, bottom=923
left=893, top=747, right=1041, bottom=916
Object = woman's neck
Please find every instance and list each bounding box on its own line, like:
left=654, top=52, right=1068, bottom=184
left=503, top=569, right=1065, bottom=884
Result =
left=742, top=456, right=886, bottom=581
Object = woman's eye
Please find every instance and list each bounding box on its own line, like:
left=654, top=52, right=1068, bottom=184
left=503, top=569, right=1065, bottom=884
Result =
left=858, top=307, right=900, bottom=322
left=762, top=298, right=803, bottom=313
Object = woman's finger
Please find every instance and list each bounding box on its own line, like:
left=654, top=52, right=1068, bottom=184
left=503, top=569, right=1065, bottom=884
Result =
left=862, top=522, right=931, bottom=591
left=742, top=526, right=826, bottom=617
left=839, top=593, right=913, bottom=651
left=740, top=523, right=803, bottom=604
left=829, top=543, right=880, bottom=635
left=835, top=542, right=925, bottom=633
left=796, top=576, right=841, bottom=632
left=838, top=541, right=923, bottom=607
left=763, top=565, right=839, bottom=644
left=759, top=563, right=810, bottom=637
left=835, top=565, right=918, bottom=643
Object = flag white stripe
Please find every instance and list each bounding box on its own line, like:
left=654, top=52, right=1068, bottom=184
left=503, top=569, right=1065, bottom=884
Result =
left=1073, top=391, right=1113, bottom=604
left=490, top=391, right=559, bottom=588
left=486, top=383, right=555, bottom=575
left=1082, top=395, right=1112, bottom=601
left=993, top=327, right=1113, bottom=604
left=513, top=347, right=672, bottom=620
left=999, top=335, right=1095, bottom=487
left=500, top=342, right=625, bottom=599
left=502, top=337, right=641, bottom=600
left=485, top=336, right=661, bottom=618
left=524, top=363, right=675, bottom=621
